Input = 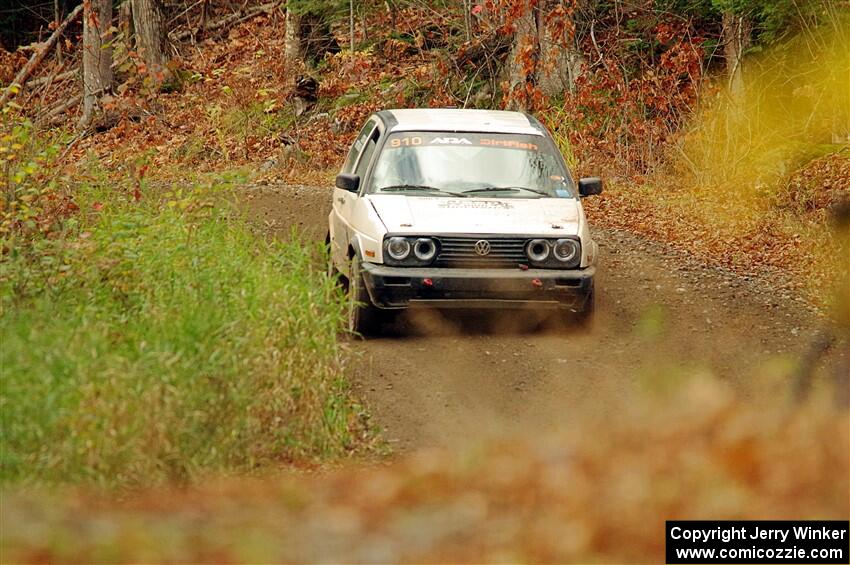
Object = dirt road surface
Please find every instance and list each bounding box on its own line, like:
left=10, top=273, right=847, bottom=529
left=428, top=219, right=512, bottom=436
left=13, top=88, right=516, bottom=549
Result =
left=243, top=183, right=839, bottom=452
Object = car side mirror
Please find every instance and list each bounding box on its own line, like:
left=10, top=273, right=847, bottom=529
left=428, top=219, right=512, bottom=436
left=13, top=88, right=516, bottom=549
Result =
left=578, top=177, right=603, bottom=197
left=335, top=173, right=360, bottom=193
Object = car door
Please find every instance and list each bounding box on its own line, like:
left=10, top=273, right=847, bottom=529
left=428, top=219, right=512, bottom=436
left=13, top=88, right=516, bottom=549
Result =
left=331, top=118, right=379, bottom=271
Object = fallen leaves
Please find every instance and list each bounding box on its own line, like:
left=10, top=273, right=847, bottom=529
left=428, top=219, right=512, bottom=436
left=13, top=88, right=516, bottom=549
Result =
left=777, top=152, right=850, bottom=216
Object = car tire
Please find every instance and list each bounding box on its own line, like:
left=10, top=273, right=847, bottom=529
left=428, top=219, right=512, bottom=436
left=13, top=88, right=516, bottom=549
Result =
left=571, top=287, right=595, bottom=329
left=325, top=232, right=336, bottom=279
left=576, top=288, right=596, bottom=329
left=347, top=256, right=383, bottom=337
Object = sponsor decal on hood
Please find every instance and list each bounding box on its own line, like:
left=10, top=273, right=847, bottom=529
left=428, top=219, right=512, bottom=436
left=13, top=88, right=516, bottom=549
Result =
left=367, top=195, right=580, bottom=236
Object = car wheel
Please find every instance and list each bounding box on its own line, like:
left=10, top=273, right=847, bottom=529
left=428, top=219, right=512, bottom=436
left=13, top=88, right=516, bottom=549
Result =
left=572, top=288, right=595, bottom=329
left=347, top=256, right=382, bottom=337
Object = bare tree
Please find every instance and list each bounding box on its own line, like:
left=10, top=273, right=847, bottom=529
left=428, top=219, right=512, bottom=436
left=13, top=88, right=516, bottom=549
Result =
left=537, top=0, right=584, bottom=97
left=285, top=6, right=303, bottom=73
left=722, top=10, right=750, bottom=96
left=118, top=0, right=134, bottom=49
left=132, top=0, right=171, bottom=83
left=54, top=0, right=63, bottom=65
left=506, top=0, right=538, bottom=111
left=349, top=0, right=355, bottom=51
left=507, top=0, right=584, bottom=109
left=463, top=0, right=472, bottom=41
left=80, top=0, right=113, bottom=128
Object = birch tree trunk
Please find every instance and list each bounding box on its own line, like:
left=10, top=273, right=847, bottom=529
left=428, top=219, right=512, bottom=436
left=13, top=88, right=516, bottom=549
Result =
left=132, top=0, right=170, bottom=83
left=285, top=8, right=303, bottom=67
left=284, top=6, right=303, bottom=91
left=80, top=0, right=113, bottom=128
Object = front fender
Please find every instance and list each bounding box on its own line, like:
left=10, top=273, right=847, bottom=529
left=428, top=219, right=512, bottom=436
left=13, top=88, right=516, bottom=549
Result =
left=350, top=197, right=387, bottom=264
left=350, top=231, right=382, bottom=264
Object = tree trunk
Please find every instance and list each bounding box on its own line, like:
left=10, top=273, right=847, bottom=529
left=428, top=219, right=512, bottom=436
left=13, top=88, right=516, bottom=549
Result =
left=506, top=0, right=538, bottom=111
left=349, top=0, right=355, bottom=51
left=537, top=0, right=584, bottom=97
left=119, top=0, right=134, bottom=50
left=132, top=0, right=170, bottom=83
left=507, top=0, right=584, bottom=108
left=80, top=0, right=113, bottom=128
left=54, top=0, right=63, bottom=65
left=285, top=7, right=303, bottom=72
left=722, top=10, right=750, bottom=96
left=463, top=0, right=471, bottom=41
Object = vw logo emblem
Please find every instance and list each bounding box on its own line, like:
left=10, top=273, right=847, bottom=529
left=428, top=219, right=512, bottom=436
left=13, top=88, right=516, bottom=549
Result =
left=474, top=240, right=491, bottom=256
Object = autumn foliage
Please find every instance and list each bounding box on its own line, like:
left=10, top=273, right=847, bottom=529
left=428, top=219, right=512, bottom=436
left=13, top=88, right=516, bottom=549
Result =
left=1, top=3, right=848, bottom=556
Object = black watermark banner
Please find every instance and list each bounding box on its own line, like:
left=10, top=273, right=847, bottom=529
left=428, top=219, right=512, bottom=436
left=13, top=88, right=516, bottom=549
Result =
left=666, top=521, right=849, bottom=564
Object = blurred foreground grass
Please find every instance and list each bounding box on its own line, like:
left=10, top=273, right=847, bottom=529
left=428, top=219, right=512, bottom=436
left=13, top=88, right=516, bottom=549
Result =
left=2, top=376, right=846, bottom=563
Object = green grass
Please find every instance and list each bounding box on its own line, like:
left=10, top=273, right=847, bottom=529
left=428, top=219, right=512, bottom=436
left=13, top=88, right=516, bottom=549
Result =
left=0, top=175, right=364, bottom=488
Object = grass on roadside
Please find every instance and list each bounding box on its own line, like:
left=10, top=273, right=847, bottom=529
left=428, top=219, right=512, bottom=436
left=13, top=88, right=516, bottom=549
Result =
left=0, top=165, right=368, bottom=488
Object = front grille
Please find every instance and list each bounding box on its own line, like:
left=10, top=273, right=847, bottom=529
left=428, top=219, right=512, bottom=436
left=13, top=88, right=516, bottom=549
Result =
left=436, top=236, right=528, bottom=267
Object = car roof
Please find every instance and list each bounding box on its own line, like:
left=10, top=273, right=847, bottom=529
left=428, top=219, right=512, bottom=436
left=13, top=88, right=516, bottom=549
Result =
left=378, top=108, right=545, bottom=136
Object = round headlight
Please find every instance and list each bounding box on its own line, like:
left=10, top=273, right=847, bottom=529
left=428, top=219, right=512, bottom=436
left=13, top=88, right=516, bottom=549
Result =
left=386, top=237, right=411, bottom=260
left=414, top=238, right=437, bottom=261
left=553, top=238, right=579, bottom=262
left=526, top=239, right=550, bottom=262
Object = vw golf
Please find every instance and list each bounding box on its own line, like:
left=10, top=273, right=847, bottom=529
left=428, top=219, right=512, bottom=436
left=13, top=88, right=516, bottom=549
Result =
left=327, top=108, right=602, bottom=335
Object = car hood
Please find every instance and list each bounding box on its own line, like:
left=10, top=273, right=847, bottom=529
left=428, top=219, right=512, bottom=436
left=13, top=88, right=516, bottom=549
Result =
left=367, top=195, right=581, bottom=236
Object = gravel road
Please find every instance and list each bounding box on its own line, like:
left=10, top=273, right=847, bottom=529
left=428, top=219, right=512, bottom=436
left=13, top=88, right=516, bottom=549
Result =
left=242, top=183, right=840, bottom=452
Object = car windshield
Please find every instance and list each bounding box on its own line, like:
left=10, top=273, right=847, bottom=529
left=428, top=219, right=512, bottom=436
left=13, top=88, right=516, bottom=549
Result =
left=368, top=131, right=575, bottom=198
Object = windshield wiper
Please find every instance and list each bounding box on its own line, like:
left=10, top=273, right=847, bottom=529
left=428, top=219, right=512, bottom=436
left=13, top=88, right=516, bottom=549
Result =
left=463, top=186, right=551, bottom=197
left=379, top=184, right=467, bottom=197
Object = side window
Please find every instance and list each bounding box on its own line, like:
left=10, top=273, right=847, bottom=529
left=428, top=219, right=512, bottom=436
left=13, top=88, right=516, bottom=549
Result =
left=354, top=130, right=380, bottom=180
left=342, top=120, right=376, bottom=173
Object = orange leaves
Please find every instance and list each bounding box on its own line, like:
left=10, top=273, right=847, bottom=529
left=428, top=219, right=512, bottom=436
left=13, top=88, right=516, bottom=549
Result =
left=543, top=1, right=577, bottom=48
left=538, top=12, right=706, bottom=178
left=582, top=171, right=844, bottom=303
left=4, top=386, right=847, bottom=563
left=776, top=153, right=850, bottom=216
left=0, top=49, right=27, bottom=86
left=319, top=51, right=376, bottom=100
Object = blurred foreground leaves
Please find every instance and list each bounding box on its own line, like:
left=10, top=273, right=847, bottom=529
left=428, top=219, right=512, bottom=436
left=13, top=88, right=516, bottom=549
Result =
left=2, top=376, right=846, bottom=563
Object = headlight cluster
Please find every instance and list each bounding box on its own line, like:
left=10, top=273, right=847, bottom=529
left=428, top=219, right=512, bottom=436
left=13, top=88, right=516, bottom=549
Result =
left=382, top=235, right=581, bottom=268
left=383, top=236, right=439, bottom=266
left=525, top=238, right=581, bottom=268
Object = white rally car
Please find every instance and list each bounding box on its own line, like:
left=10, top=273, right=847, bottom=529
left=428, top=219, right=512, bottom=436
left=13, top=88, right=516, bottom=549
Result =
left=327, top=108, right=602, bottom=335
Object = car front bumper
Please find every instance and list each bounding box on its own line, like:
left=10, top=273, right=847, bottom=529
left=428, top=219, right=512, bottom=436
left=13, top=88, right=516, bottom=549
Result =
left=360, top=263, right=595, bottom=310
